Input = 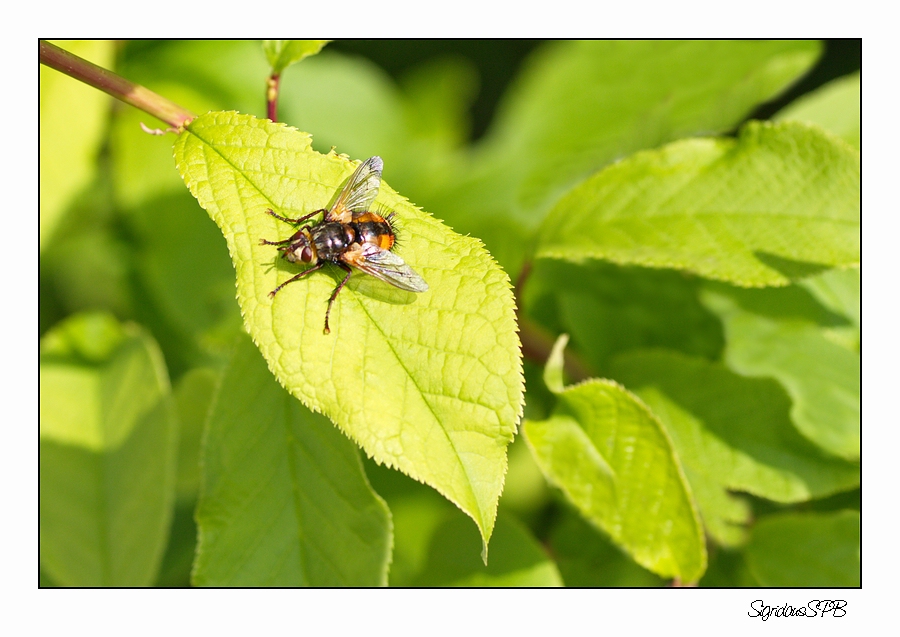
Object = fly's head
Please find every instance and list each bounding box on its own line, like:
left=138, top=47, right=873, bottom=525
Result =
left=281, top=229, right=317, bottom=265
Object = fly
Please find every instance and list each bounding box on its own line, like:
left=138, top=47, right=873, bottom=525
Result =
left=260, top=156, right=428, bottom=334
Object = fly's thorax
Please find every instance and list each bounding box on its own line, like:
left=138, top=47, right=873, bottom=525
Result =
left=282, top=228, right=317, bottom=264
left=310, top=222, right=356, bottom=262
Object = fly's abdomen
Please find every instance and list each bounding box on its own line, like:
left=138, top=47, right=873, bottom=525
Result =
left=352, top=212, right=395, bottom=251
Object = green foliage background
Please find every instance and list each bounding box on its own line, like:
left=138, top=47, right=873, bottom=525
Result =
left=40, top=40, right=859, bottom=587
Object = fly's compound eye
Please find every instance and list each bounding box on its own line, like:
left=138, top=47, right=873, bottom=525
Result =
left=301, top=246, right=314, bottom=262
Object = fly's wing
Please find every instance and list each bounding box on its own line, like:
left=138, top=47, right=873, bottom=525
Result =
left=347, top=243, right=429, bottom=293
left=326, top=156, right=383, bottom=223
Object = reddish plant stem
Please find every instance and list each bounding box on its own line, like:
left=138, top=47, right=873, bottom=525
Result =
left=39, top=40, right=195, bottom=131
left=266, top=73, right=281, bottom=122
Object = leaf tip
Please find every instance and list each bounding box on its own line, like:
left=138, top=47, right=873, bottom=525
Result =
left=544, top=333, right=569, bottom=394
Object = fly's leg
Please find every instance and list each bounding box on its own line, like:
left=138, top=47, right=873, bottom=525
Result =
left=323, top=264, right=353, bottom=335
left=268, top=262, right=326, bottom=298
left=260, top=237, right=293, bottom=246
left=265, top=208, right=324, bottom=226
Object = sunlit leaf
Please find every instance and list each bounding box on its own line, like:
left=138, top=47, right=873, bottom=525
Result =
left=174, top=111, right=523, bottom=553
left=537, top=121, right=859, bottom=287
left=264, top=40, right=329, bottom=75
left=523, top=336, right=707, bottom=582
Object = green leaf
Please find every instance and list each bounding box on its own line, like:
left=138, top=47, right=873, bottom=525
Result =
left=775, top=72, right=860, bottom=150
left=264, top=40, right=329, bottom=75
left=536, top=121, right=860, bottom=287
left=746, top=510, right=859, bottom=586
left=40, top=40, right=115, bottom=250
left=412, top=513, right=563, bottom=587
left=40, top=313, right=176, bottom=586
left=609, top=350, right=860, bottom=546
left=523, top=336, right=707, bottom=582
left=174, top=111, right=523, bottom=553
left=484, top=40, right=822, bottom=218
left=702, top=286, right=860, bottom=460
left=193, top=334, right=392, bottom=586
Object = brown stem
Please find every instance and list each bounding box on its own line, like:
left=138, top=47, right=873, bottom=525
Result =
left=519, top=315, right=594, bottom=384
left=39, top=41, right=195, bottom=131
left=516, top=258, right=593, bottom=383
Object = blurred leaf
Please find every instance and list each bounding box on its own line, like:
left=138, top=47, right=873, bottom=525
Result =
left=537, top=121, right=860, bottom=287
left=609, top=350, right=860, bottom=546
left=400, top=56, right=478, bottom=150
left=702, top=286, right=859, bottom=460
left=483, top=39, right=822, bottom=219
left=118, top=40, right=268, bottom=118
left=523, top=336, right=707, bottom=582
left=40, top=40, right=115, bottom=250
left=154, top=501, right=199, bottom=587
left=39, top=191, right=136, bottom=320
left=264, top=40, right=329, bottom=74
left=427, top=41, right=822, bottom=280
left=175, top=112, right=523, bottom=553
left=525, top=260, right=724, bottom=371
left=699, top=548, right=759, bottom=587
left=123, top=193, right=240, bottom=353
left=746, top=510, right=859, bottom=586
left=278, top=52, right=407, bottom=160
left=110, top=83, right=219, bottom=209
left=413, top=514, right=563, bottom=586
left=801, top=267, right=860, bottom=331
left=385, top=493, right=456, bottom=587
left=40, top=313, right=176, bottom=586
left=110, top=42, right=257, bottom=372
left=549, top=508, right=665, bottom=587
left=775, top=72, right=860, bottom=150
left=112, top=41, right=277, bottom=209
left=172, top=367, right=219, bottom=501
left=498, top=433, right=551, bottom=519
left=357, top=456, right=456, bottom=586
left=193, top=334, right=391, bottom=586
